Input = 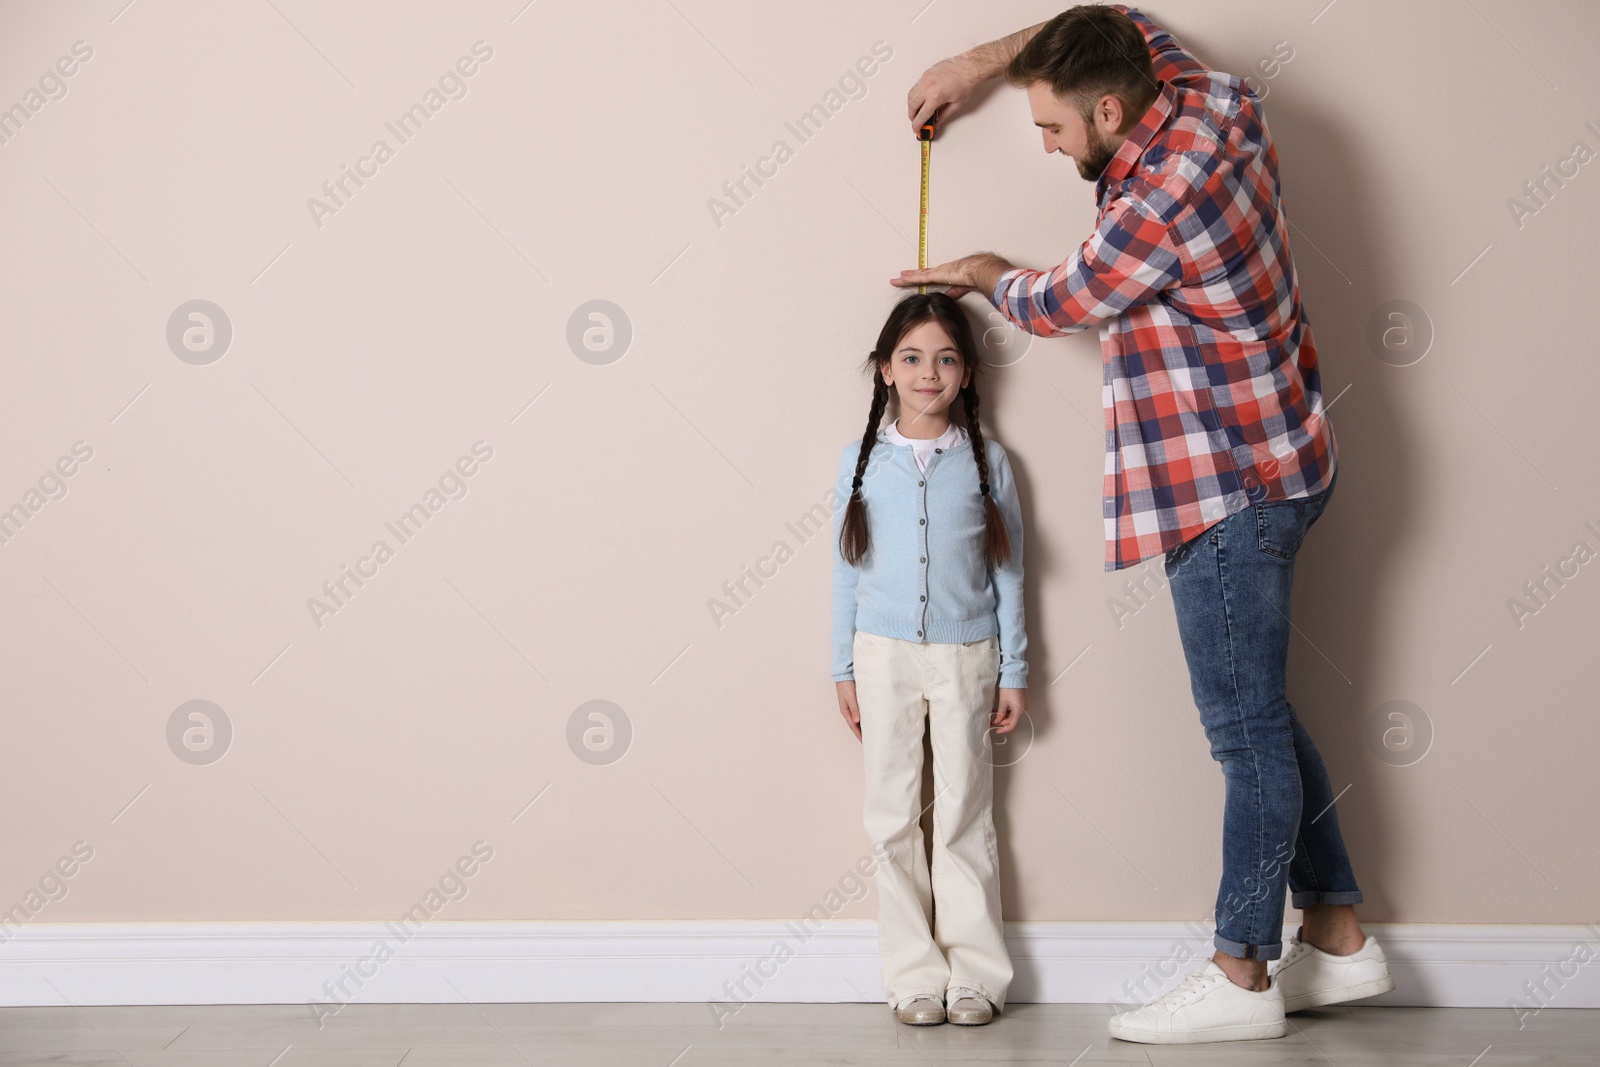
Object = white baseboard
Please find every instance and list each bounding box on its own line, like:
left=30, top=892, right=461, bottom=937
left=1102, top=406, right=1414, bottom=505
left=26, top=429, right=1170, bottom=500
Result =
left=1, top=920, right=1596, bottom=1015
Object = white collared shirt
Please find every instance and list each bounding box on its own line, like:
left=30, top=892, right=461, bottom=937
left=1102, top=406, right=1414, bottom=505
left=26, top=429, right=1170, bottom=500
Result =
left=882, top=418, right=968, bottom=473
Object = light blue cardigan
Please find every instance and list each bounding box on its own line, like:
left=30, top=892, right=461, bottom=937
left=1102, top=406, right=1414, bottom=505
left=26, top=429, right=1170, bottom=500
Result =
left=830, top=428, right=1028, bottom=688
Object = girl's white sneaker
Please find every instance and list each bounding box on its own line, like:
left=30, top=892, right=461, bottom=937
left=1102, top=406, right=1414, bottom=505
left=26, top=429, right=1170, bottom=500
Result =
left=893, top=993, right=945, bottom=1025
left=945, top=987, right=993, bottom=1025
left=1108, top=961, right=1286, bottom=1044
left=1271, top=933, right=1396, bottom=1012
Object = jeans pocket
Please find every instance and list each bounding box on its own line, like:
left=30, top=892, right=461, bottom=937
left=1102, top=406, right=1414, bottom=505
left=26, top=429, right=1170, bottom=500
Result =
left=961, top=635, right=1000, bottom=665
left=1255, top=498, right=1310, bottom=560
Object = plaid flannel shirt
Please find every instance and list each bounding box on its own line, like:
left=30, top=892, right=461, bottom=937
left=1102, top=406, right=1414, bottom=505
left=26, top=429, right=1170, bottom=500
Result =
left=988, top=4, right=1338, bottom=571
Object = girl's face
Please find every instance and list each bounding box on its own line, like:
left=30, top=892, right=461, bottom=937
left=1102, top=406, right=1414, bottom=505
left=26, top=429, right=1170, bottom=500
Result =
left=880, top=318, right=970, bottom=432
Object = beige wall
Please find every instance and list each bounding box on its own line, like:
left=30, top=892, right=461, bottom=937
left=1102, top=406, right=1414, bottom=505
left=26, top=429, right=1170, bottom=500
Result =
left=1, top=0, right=1596, bottom=931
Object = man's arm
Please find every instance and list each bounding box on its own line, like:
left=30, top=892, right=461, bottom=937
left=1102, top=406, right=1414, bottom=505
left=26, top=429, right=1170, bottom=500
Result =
left=1108, top=5, right=1211, bottom=85
left=989, top=195, right=1184, bottom=337
left=958, top=20, right=1048, bottom=81
left=907, top=21, right=1047, bottom=133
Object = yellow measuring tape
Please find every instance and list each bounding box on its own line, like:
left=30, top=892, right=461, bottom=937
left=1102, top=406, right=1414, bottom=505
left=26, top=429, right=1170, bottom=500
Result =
left=917, top=114, right=938, bottom=294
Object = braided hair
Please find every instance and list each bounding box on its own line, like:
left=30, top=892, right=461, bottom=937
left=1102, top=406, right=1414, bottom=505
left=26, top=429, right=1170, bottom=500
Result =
left=838, top=292, right=1011, bottom=571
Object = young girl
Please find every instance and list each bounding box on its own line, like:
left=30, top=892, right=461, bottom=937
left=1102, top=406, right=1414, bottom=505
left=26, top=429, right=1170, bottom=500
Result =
left=830, top=292, right=1029, bottom=1026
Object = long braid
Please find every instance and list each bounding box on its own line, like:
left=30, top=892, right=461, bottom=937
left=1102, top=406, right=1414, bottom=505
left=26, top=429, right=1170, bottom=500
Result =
left=838, top=372, right=890, bottom=567
left=962, top=385, right=1012, bottom=570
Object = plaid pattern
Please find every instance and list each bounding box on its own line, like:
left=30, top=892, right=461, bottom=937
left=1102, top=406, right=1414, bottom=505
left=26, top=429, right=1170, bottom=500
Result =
left=988, top=4, right=1337, bottom=571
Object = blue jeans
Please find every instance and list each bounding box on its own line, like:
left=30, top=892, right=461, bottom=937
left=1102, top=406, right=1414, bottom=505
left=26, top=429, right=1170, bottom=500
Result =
left=1163, top=466, right=1361, bottom=961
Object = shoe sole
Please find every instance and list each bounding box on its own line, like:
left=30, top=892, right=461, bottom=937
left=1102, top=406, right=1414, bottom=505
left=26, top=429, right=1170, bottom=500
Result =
left=1109, top=1019, right=1287, bottom=1044
left=1284, top=973, right=1395, bottom=1013
left=947, top=1011, right=992, bottom=1025
left=894, top=1011, right=945, bottom=1025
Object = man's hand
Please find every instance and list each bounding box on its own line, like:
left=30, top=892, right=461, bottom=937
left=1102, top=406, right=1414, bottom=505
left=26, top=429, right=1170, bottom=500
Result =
left=907, top=21, right=1048, bottom=137
left=907, top=55, right=984, bottom=135
left=992, top=687, right=1027, bottom=734
left=836, top=679, right=862, bottom=742
left=892, top=252, right=1014, bottom=300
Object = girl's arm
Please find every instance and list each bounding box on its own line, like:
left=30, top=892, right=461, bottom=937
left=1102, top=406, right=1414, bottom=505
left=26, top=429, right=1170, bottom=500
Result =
left=832, top=447, right=865, bottom=741
left=989, top=447, right=1028, bottom=690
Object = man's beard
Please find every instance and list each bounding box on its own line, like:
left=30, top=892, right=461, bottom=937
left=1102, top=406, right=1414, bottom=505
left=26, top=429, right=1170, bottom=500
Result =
left=1075, top=119, right=1120, bottom=181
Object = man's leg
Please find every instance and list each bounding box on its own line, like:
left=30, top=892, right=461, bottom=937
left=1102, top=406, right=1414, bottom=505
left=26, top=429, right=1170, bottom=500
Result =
left=1286, top=705, right=1366, bottom=951
left=1267, top=471, right=1367, bottom=952
left=1108, top=492, right=1342, bottom=1045
left=1162, top=482, right=1351, bottom=985
left=1277, top=726, right=1394, bottom=1013
left=1257, top=472, right=1395, bottom=1009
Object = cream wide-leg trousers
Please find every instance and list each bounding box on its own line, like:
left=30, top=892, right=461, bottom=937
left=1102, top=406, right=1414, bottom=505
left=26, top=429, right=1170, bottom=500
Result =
left=852, top=629, right=1013, bottom=1012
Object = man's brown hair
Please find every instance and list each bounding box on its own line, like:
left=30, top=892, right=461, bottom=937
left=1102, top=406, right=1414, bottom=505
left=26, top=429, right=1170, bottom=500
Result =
left=1005, top=6, right=1158, bottom=131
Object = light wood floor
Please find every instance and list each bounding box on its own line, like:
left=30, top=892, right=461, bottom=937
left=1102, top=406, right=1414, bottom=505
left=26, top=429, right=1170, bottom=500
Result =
left=0, top=1002, right=1594, bottom=1065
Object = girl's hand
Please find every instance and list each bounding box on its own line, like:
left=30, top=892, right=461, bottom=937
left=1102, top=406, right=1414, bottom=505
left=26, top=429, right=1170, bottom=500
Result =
left=836, top=680, right=862, bottom=742
left=991, top=687, right=1027, bottom=734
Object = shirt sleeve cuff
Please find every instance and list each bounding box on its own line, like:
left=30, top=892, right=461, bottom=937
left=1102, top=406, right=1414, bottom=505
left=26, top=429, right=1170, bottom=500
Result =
left=990, top=267, right=1026, bottom=309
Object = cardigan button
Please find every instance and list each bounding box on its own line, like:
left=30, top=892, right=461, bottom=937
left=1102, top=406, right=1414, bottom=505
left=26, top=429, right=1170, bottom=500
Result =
left=919, top=518, right=925, bottom=525
left=919, top=595, right=926, bottom=601
left=918, top=480, right=924, bottom=487
left=934, top=448, right=942, bottom=453
left=916, top=630, right=923, bottom=637
left=920, top=557, right=926, bottom=563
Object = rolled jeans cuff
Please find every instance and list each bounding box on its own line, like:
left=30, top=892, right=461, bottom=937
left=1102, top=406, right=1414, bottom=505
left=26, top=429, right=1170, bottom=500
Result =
left=1213, top=932, right=1283, bottom=962
left=1291, top=889, right=1364, bottom=909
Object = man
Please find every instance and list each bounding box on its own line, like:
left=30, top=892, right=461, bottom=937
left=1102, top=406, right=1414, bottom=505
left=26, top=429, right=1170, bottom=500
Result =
left=893, top=5, right=1394, bottom=1045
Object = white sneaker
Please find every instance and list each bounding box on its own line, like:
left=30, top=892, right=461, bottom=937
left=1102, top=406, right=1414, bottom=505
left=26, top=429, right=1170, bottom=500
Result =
left=893, top=993, right=945, bottom=1025
left=1108, top=961, right=1286, bottom=1044
left=945, top=986, right=993, bottom=1025
left=1272, top=932, right=1396, bottom=1012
